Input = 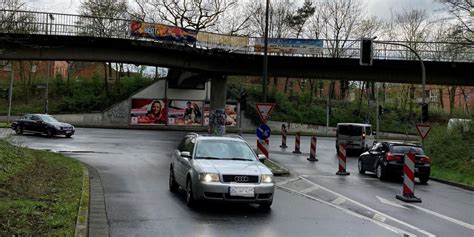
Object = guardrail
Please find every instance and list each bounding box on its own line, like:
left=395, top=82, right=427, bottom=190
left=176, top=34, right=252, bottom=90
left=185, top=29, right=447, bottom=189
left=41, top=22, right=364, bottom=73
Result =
left=1, top=9, right=473, bottom=62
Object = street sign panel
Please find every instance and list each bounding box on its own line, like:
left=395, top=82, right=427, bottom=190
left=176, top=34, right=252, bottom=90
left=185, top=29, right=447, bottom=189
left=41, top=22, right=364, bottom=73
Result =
left=416, top=124, right=432, bottom=140
left=255, top=102, right=275, bottom=123
left=256, top=123, right=271, bottom=140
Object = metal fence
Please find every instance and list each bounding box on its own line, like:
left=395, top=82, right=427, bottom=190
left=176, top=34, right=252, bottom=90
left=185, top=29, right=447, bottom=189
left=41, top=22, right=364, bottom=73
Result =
left=1, top=9, right=473, bottom=62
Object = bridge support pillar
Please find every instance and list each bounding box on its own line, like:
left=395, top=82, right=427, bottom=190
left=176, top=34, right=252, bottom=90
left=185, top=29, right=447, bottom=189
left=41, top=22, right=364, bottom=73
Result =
left=209, top=76, right=227, bottom=136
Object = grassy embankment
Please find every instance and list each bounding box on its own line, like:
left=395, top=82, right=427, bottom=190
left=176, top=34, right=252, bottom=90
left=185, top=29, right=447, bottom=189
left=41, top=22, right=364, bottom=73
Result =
left=424, top=125, right=474, bottom=186
left=0, top=138, right=83, bottom=235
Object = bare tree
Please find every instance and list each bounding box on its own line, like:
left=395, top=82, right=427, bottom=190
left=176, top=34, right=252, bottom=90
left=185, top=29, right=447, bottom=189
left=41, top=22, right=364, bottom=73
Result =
left=0, top=0, right=35, bottom=33
left=394, top=8, right=431, bottom=55
left=130, top=0, right=235, bottom=31
left=439, top=0, right=473, bottom=42
left=79, top=0, right=129, bottom=96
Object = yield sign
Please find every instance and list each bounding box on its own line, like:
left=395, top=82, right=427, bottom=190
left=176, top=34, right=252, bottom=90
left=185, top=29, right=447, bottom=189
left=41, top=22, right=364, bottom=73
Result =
left=416, top=124, right=432, bottom=140
left=255, top=102, right=275, bottom=123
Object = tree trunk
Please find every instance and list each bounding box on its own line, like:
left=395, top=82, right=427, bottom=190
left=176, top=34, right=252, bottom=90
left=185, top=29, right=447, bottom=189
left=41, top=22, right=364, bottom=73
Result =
left=284, top=78, right=289, bottom=94
left=439, top=88, right=444, bottom=109
left=357, top=81, right=365, bottom=116
left=103, top=62, right=109, bottom=96
left=309, top=79, right=315, bottom=105
left=329, top=81, right=336, bottom=99
left=448, top=86, right=457, bottom=115
left=409, top=85, right=415, bottom=119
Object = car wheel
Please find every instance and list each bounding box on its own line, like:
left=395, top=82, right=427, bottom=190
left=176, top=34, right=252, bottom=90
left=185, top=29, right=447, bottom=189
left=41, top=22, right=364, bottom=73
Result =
left=186, top=178, right=196, bottom=207
left=376, top=163, right=387, bottom=180
left=358, top=159, right=365, bottom=174
left=169, top=168, right=179, bottom=193
left=419, top=176, right=429, bottom=184
left=15, top=126, right=23, bottom=135
left=46, top=128, right=54, bottom=138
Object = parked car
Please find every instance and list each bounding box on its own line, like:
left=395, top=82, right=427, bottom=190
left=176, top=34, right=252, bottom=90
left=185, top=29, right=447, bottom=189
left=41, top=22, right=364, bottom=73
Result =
left=358, top=142, right=431, bottom=183
left=11, top=114, right=75, bottom=138
left=169, top=133, right=274, bottom=208
left=336, top=123, right=375, bottom=154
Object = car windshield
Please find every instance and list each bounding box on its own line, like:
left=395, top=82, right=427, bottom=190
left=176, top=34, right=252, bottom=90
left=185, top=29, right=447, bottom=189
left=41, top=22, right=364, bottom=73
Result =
left=390, top=145, right=424, bottom=155
left=338, top=125, right=362, bottom=136
left=195, top=140, right=256, bottom=161
left=41, top=115, right=59, bottom=123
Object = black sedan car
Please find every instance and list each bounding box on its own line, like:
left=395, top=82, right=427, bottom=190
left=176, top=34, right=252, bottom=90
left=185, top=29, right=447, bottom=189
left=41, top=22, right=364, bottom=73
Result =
left=11, top=114, right=75, bottom=138
left=358, top=142, right=431, bottom=183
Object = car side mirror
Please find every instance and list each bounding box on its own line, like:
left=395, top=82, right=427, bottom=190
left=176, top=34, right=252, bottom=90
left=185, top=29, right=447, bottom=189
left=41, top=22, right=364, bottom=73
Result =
left=258, top=154, right=267, bottom=163
left=180, top=151, right=191, bottom=158
left=372, top=131, right=377, bottom=135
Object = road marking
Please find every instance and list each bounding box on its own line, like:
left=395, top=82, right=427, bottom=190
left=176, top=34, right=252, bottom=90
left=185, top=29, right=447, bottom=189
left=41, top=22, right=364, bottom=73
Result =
left=299, top=176, right=435, bottom=237
left=277, top=185, right=416, bottom=237
left=403, top=203, right=474, bottom=230
left=331, top=197, right=346, bottom=205
left=301, top=174, right=376, bottom=180
left=373, top=213, right=387, bottom=222
left=377, top=196, right=409, bottom=210
left=300, top=186, right=319, bottom=194
left=275, top=177, right=300, bottom=186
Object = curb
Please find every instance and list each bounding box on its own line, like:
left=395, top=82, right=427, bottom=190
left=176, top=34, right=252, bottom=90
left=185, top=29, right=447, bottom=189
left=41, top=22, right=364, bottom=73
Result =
left=430, top=177, right=474, bottom=191
left=75, top=165, right=90, bottom=237
left=84, top=164, right=110, bottom=237
left=264, top=159, right=290, bottom=176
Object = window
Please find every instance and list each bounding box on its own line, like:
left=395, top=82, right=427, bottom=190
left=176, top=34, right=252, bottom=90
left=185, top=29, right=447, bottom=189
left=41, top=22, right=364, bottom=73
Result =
left=338, top=125, right=362, bottom=136
left=31, top=115, right=41, bottom=121
left=195, top=140, right=256, bottom=161
left=390, top=145, right=424, bottom=155
left=365, top=126, right=372, bottom=135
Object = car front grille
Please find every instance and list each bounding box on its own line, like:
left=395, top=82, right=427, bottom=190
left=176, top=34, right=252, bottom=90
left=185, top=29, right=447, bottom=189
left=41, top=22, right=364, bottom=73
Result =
left=61, top=127, right=73, bottom=131
left=222, top=175, right=259, bottom=183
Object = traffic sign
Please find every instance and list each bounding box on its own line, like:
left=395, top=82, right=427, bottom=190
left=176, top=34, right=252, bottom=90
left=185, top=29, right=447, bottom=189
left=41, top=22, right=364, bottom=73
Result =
left=256, top=123, right=271, bottom=140
left=416, top=124, right=432, bottom=140
left=255, top=102, right=275, bottom=123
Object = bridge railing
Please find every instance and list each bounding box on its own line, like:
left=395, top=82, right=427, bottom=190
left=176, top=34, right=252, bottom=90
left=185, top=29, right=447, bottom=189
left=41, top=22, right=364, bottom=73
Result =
left=1, top=9, right=473, bottom=62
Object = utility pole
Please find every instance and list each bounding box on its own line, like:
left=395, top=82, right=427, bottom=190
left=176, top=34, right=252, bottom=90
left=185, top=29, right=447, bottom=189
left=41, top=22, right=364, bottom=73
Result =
left=262, top=0, right=270, bottom=103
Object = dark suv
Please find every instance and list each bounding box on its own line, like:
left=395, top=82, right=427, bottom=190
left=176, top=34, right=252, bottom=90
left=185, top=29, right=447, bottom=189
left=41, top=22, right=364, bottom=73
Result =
left=358, top=142, right=431, bottom=183
left=11, top=114, right=75, bottom=138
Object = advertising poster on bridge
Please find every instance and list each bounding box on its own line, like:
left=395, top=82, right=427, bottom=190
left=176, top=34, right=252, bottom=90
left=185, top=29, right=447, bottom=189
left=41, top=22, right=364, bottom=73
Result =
left=167, top=100, right=204, bottom=126
left=130, top=20, right=197, bottom=44
left=130, top=99, right=167, bottom=125
left=197, top=32, right=249, bottom=50
left=254, top=38, right=323, bottom=54
left=203, top=102, right=237, bottom=127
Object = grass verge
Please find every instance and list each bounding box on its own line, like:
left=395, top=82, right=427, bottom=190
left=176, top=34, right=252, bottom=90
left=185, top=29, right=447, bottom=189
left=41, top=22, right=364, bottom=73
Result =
left=264, top=159, right=290, bottom=176
left=0, top=138, right=83, bottom=236
left=424, top=125, right=474, bottom=187
left=0, top=123, right=9, bottom=128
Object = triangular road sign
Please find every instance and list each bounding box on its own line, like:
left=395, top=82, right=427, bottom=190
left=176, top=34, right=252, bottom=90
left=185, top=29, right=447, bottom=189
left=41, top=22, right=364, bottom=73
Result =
left=255, top=102, right=275, bottom=123
left=416, top=124, right=432, bottom=140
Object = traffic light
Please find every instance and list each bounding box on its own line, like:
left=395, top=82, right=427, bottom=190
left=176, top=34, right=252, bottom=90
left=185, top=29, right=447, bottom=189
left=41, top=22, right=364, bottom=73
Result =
left=240, top=91, right=247, bottom=111
left=360, top=38, right=373, bottom=66
left=421, top=103, right=428, bottom=123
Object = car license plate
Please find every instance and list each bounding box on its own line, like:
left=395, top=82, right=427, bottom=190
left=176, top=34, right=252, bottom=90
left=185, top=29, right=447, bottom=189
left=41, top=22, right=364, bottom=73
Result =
left=229, top=187, right=254, bottom=197
left=65, top=131, right=72, bottom=134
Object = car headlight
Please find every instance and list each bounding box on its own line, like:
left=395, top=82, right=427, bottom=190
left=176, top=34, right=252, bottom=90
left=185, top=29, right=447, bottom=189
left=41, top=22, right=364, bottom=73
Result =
left=261, top=174, right=273, bottom=183
left=199, top=173, right=220, bottom=182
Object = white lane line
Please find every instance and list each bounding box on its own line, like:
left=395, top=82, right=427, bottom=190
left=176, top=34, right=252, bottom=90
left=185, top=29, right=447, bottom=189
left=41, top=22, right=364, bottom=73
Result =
left=373, top=214, right=387, bottom=223
left=301, top=174, right=377, bottom=180
left=331, top=196, right=347, bottom=205
left=377, top=196, right=409, bottom=210
left=277, top=185, right=416, bottom=237
left=300, top=186, right=320, bottom=194
left=299, top=176, right=435, bottom=237
left=275, top=177, right=300, bottom=186
left=403, top=203, right=474, bottom=230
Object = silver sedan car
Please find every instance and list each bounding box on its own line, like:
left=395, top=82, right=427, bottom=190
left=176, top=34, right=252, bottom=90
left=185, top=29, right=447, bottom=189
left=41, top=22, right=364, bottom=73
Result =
left=169, top=133, right=275, bottom=208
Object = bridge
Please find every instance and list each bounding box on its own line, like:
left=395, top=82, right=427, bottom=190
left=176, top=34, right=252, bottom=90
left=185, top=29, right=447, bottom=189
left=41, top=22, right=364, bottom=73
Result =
left=0, top=10, right=473, bottom=86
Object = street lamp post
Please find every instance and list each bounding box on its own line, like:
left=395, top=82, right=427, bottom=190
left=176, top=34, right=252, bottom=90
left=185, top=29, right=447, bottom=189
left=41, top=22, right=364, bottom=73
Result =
left=262, top=0, right=270, bottom=103
left=7, top=62, right=14, bottom=124
left=44, top=14, right=55, bottom=114
left=374, top=40, right=426, bottom=124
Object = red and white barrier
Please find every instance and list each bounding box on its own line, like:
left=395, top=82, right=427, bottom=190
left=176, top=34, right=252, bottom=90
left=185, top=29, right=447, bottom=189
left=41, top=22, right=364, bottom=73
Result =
left=336, top=144, right=350, bottom=175
left=280, top=125, right=288, bottom=149
left=307, top=136, right=318, bottom=161
left=257, top=139, right=269, bottom=159
left=292, top=132, right=301, bottom=154
left=396, top=152, right=422, bottom=202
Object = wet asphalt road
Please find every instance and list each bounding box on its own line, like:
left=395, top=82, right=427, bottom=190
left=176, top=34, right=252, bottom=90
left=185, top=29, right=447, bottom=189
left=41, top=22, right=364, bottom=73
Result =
left=2, top=128, right=473, bottom=237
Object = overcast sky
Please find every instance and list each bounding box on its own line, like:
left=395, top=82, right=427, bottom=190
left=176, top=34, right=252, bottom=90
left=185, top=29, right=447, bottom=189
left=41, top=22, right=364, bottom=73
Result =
left=25, top=0, right=447, bottom=20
